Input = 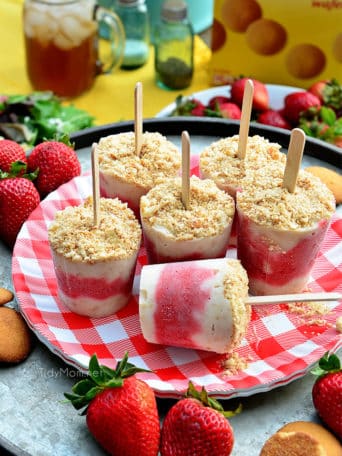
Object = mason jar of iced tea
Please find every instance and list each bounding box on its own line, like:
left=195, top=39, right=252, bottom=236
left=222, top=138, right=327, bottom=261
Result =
left=23, top=0, right=126, bottom=98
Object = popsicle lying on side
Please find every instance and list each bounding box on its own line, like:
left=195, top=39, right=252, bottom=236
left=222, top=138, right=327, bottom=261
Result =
left=139, top=258, right=250, bottom=354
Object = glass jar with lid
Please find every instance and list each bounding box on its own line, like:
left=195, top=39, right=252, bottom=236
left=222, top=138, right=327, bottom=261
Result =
left=154, top=0, right=194, bottom=90
left=115, top=0, right=150, bottom=69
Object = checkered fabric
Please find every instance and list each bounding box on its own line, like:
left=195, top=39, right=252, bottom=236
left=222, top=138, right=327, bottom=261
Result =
left=12, top=157, right=342, bottom=398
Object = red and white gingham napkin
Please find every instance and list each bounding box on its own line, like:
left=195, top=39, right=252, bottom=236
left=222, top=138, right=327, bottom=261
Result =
left=12, top=157, right=342, bottom=398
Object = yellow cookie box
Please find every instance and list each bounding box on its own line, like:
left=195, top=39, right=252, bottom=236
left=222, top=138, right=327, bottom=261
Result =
left=209, top=0, right=342, bottom=88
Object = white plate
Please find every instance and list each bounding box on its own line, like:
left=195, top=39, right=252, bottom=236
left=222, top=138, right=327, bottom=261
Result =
left=156, top=84, right=304, bottom=118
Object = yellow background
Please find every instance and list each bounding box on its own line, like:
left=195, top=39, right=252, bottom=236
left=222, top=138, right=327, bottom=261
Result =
left=210, top=0, right=342, bottom=88
left=0, top=0, right=212, bottom=126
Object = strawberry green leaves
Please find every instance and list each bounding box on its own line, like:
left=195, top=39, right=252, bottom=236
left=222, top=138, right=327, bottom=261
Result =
left=0, top=160, right=38, bottom=181
left=64, top=352, right=150, bottom=414
left=311, top=351, right=341, bottom=378
left=299, top=106, right=342, bottom=144
left=185, top=381, right=242, bottom=418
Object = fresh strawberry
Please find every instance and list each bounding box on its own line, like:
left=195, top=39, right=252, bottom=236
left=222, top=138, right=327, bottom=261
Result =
left=333, top=136, right=342, bottom=148
left=230, top=77, right=269, bottom=111
left=0, top=139, right=27, bottom=173
left=311, top=351, right=342, bottom=439
left=65, top=353, right=160, bottom=456
left=0, top=162, right=40, bottom=247
left=257, top=109, right=291, bottom=129
left=171, top=96, right=206, bottom=117
left=160, top=382, right=238, bottom=456
left=190, top=100, right=206, bottom=116
left=299, top=105, right=342, bottom=145
left=218, top=102, right=241, bottom=119
left=308, top=80, right=329, bottom=103
left=283, top=91, right=321, bottom=124
left=309, top=78, right=342, bottom=113
left=27, top=138, right=81, bottom=197
left=207, top=95, right=231, bottom=110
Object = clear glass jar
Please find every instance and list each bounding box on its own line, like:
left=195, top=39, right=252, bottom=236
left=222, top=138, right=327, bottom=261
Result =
left=115, top=0, right=150, bottom=69
left=154, top=0, right=194, bottom=90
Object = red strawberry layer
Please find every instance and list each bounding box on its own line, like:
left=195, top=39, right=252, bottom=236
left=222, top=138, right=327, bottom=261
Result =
left=55, top=268, right=135, bottom=300
left=154, top=263, right=215, bottom=346
left=237, top=213, right=330, bottom=295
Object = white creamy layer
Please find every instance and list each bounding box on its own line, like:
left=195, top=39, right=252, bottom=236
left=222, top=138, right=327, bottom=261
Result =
left=142, top=220, right=232, bottom=260
left=249, top=276, right=312, bottom=296
left=100, top=171, right=147, bottom=214
left=239, top=213, right=322, bottom=252
left=139, top=258, right=237, bottom=353
left=58, top=291, right=129, bottom=318
left=52, top=251, right=138, bottom=317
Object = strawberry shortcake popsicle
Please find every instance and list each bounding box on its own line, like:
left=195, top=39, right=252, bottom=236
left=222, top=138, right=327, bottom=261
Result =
left=48, top=196, right=142, bottom=318
left=139, top=258, right=250, bottom=354
left=140, top=175, right=235, bottom=264
left=199, top=134, right=286, bottom=197
left=96, top=132, right=181, bottom=218
left=236, top=167, right=336, bottom=295
left=199, top=134, right=286, bottom=244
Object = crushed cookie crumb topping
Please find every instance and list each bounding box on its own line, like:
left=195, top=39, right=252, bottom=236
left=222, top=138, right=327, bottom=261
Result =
left=48, top=197, right=141, bottom=262
left=222, top=259, right=250, bottom=352
left=96, top=132, right=181, bottom=188
left=140, top=176, right=235, bottom=240
left=237, top=169, right=336, bottom=230
left=199, top=135, right=286, bottom=188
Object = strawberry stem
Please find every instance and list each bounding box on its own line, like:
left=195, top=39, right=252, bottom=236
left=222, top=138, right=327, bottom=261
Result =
left=185, top=381, right=242, bottom=418
left=0, top=160, right=38, bottom=181
left=64, top=352, right=151, bottom=414
left=311, top=351, right=341, bottom=378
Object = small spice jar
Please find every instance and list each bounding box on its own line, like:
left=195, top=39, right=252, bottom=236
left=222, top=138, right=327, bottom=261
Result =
left=154, top=0, right=194, bottom=90
left=115, top=0, right=150, bottom=69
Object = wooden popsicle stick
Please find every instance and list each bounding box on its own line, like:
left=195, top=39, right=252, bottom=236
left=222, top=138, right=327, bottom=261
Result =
left=283, top=128, right=306, bottom=193
left=91, top=143, right=100, bottom=227
left=134, top=81, right=143, bottom=156
left=181, top=130, right=190, bottom=210
left=247, top=292, right=341, bottom=306
left=237, top=78, right=254, bottom=160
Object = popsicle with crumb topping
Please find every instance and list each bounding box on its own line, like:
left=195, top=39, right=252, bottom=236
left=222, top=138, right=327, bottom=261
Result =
left=199, top=134, right=286, bottom=244
left=139, top=258, right=250, bottom=354
left=140, top=175, right=235, bottom=264
left=236, top=167, right=336, bottom=295
left=48, top=196, right=142, bottom=318
left=96, top=132, right=181, bottom=219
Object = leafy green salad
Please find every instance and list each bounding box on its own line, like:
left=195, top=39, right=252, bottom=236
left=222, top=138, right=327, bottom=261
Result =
left=0, top=91, right=95, bottom=148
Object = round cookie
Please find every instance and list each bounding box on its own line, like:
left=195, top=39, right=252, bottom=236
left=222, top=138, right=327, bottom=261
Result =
left=0, top=307, right=32, bottom=363
left=260, top=421, right=341, bottom=456
left=305, top=166, right=342, bottom=205
left=246, top=18, right=287, bottom=55
left=221, top=0, right=262, bottom=33
left=332, top=33, right=342, bottom=63
left=211, top=18, right=227, bottom=52
left=0, top=287, right=14, bottom=306
left=285, top=44, right=326, bottom=79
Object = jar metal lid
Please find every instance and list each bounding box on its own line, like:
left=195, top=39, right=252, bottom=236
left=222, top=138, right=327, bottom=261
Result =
left=161, top=0, right=188, bottom=21
left=118, top=0, right=144, bottom=5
